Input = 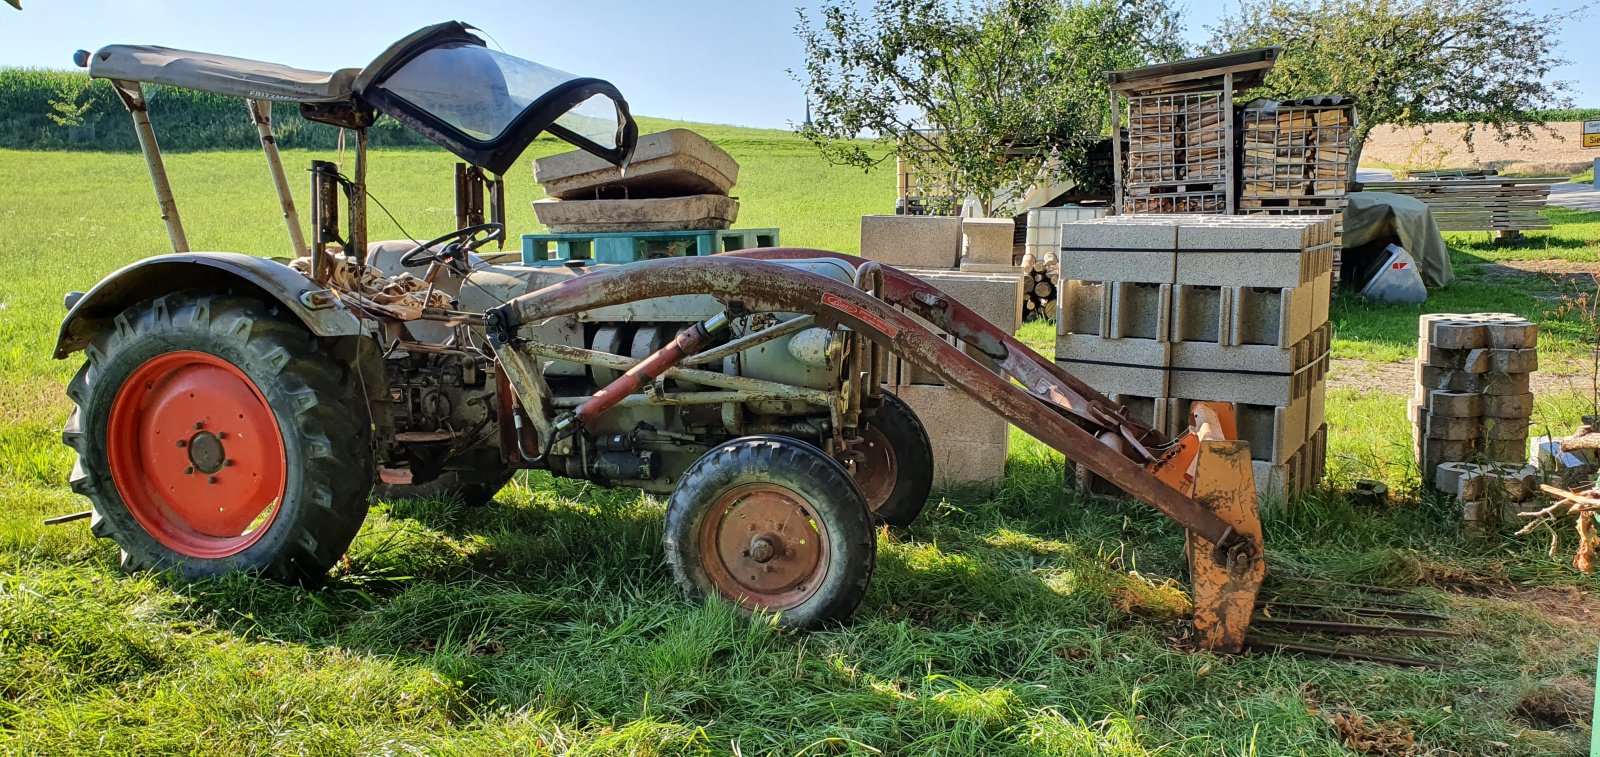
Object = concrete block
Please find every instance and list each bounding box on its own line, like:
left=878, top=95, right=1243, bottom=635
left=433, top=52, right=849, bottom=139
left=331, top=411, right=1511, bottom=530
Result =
left=1483, top=372, right=1532, bottom=396
left=1483, top=393, right=1534, bottom=419
left=1174, top=217, right=1332, bottom=287
left=1169, top=351, right=1324, bottom=407
left=1109, top=394, right=1180, bottom=436
left=1486, top=319, right=1538, bottom=349
left=1488, top=348, right=1538, bottom=373
left=1109, top=282, right=1171, bottom=341
left=1419, top=438, right=1479, bottom=472
left=1422, top=318, right=1488, bottom=350
left=860, top=215, right=962, bottom=269
left=960, top=262, right=1025, bottom=274
left=1056, top=359, right=1169, bottom=397
left=533, top=194, right=738, bottom=233
left=1170, top=322, right=1329, bottom=374
left=1423, top=390, right=1482, bottom=418
left=1424, top=413, right=1479, bottom=440
left=1057, top=333, right=1170, bottom=369
left=534, top=128, right=739, bottom=199
left=1422, top=346, right=1489, bottom=372
left=1057, top=279, right=1108, bottom=337
left=898, top=268, right=1026, bottom=332
left=1484, top=438, right=1528, bottom=463
left=960, top=217, right=1016, bottom=267
left=1058, top=219, right=1176, bottom=284
left=1171, top=285, right=1228, bottom=344
left=1232, top=277, right=1321, bottom=348
left=1482, top=416, right=1531, bottom=440
left=892, top=385, right=1010, bottom=486
left=1435, top=461, right=1539, bottom=501
left=1255, top=423, right=1327, bottom=503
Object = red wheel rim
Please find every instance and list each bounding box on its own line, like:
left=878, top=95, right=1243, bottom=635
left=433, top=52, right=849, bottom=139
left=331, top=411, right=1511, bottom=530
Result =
left=849, top=425, right=898, bottom=514
left=107, top=350, right=288, bottom=558
left=698, top=483, right=830, bottom=611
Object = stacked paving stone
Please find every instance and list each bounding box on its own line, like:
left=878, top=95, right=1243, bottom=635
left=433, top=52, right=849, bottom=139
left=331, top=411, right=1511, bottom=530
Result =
left=1411, top=313, right=1540, bottom=523
left=858, top=215, right=1026, bottom=486
left=532, top=129, right=741, bottom=232
left=1055, top=214, right=1336, bottom=500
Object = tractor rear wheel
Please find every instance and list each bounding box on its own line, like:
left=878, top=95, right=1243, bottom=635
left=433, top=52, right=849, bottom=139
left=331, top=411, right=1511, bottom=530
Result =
left=62, top=293, right=373, bottom=583
left=663, top=436, right=875, bottom=629
left=849, top=391, right=934, bottom=527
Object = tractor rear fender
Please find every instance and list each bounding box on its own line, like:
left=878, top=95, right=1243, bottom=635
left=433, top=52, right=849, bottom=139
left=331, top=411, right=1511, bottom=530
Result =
left=54, top=252, right=364, bottom=359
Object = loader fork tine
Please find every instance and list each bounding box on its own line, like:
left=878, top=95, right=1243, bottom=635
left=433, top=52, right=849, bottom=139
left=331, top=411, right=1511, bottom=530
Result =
left=1186, top=440, right=1265, bottom=654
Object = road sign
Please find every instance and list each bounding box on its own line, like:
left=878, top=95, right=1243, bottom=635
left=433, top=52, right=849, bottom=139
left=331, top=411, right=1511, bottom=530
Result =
left=1584, top=120, right=1600, bottom=149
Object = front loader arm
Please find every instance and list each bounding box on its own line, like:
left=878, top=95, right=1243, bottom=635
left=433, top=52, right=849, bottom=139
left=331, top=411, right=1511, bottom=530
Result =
left=483, top=255, right=1265, bottom=651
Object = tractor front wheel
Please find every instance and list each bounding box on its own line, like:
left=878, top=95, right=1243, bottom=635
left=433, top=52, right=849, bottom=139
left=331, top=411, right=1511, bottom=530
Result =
left=848, top=390, right=933, bottom=527
left=63, top=293, right=373, bottom=583
left=663, top=436, right=875, bottom=629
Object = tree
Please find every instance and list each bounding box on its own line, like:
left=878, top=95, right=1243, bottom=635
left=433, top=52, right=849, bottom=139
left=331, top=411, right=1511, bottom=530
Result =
left=793, top=0, right=1184, bottom=216
left=1207, top=0, right=1581, bottom=165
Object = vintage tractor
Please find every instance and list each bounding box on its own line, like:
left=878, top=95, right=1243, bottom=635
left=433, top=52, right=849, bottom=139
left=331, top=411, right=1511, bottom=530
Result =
left=55, top=22, right=1266, bottom=649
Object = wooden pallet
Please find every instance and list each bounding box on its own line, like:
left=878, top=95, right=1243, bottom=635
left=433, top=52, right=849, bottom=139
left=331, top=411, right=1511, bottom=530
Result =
left=1361, top=177, right=1561, bottom=233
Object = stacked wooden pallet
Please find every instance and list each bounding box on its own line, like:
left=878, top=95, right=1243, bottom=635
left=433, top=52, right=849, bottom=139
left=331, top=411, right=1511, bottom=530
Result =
left=1360, top=177, right=1561, bottom=232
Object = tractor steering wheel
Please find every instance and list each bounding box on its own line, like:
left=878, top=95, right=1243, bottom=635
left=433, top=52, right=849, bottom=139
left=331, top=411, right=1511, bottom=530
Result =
left=398, top=223, right=506, bottom=269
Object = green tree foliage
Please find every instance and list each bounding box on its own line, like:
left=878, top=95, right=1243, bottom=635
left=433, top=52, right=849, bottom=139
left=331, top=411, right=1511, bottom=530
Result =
left=794, top=0, right=1183, bottom=215
left=1207, top=0, right=1582, bottom=156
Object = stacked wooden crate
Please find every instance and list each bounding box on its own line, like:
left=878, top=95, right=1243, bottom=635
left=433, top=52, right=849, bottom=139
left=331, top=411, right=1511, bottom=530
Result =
left=1359, top=176, right=1560, bottom=234
left=1238, top=98, right=1354, bottom=286
left=1123, top=92, right=1231, bottom=214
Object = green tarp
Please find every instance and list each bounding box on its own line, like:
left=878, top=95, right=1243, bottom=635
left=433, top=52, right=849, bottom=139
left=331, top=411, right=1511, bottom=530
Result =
left=1343, top=192, right=1455, bottom=288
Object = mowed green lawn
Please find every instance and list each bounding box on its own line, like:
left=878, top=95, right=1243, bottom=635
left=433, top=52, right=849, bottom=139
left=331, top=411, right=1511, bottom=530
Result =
left=3, top=123, right=1600, bottom=755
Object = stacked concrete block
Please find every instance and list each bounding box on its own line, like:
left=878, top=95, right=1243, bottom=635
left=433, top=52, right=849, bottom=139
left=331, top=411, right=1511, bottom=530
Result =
left=861, top=215, right=1030, bottom=487
left=1411, top=313, right=1540, bottom=485
left=1056, top=214, right=1336, bottom=500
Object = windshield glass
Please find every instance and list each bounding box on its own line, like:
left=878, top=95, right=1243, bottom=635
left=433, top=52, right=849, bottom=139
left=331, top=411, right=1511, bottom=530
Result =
left=375, top=42, right=621, bottom=148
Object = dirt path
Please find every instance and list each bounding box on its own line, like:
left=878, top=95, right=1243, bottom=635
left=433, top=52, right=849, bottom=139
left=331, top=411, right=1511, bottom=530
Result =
left=1329, top=358, right=1595, bottom=397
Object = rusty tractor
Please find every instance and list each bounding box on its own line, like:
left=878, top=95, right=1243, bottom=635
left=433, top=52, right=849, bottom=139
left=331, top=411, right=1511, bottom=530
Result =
left=54, top=22, right=1265, bottom=650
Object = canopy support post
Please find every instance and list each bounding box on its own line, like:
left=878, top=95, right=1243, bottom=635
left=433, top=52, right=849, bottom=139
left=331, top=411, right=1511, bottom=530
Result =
left=246, top=98, right=309, bottom=260
left=349, top=128, right=369, bottom=267
left=111, top=80, right=188, bottom=253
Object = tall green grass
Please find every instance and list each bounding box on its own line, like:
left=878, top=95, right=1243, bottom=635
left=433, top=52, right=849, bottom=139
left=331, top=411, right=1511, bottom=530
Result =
left=1, top=133, right=1598, bottom=753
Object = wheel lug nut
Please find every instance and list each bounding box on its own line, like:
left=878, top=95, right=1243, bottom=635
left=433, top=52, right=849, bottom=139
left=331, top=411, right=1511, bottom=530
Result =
left=176, top=440, right=187, bottom=448
left=763, top=566, right=773, bottom=573
left=223, top=459, right=234, bottom=467
left=184, top=466, right=194, bottom=474
left=193, top=421, right=204, bottom=430
left=217, top=432, right=227, bottom=440
left=207, top=476, right=218, bottom=484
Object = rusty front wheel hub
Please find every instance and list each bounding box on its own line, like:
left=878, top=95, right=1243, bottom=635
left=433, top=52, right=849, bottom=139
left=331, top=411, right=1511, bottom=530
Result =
left=848, top=426, right=897, bottom=513
left=698, top=483, right=829, bottom=611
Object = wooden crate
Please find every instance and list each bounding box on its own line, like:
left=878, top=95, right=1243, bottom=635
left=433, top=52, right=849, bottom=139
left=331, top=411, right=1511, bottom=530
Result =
left=1240, top=104, right=1353, bottom=198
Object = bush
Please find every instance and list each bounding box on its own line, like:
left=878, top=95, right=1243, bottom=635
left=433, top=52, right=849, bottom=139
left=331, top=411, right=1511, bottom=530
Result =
left=0, top=68, right=436, bottom=151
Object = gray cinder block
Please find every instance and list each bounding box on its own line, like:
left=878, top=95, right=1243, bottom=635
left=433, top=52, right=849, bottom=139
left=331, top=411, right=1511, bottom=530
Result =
left=1055, top=358, right=1170, bottom=398
left=1109, top=282, right=1171, bottom=341
left=860, top=215, right=962, bottom=269
left=1058, top=218, right=1177, bottom=284
left=1057, top=333, right=1170, bottom=369
left=1421, top=390, right=1482, bottom=418
left=1488, top=348, right=1538, bottom=374
left=891, top=384, right=1010, bottom=486
left=898, top=268, right=1026, bottom=332
left=960, top=217, right=1017, bottom=267
left=1483, top=392, right=1534, bottom=418
left=534, top=128, right=740, bottom=199
left=1170, top=321, right=1330, bottom=374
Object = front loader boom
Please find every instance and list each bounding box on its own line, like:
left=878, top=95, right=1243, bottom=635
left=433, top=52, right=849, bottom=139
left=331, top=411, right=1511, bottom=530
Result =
left=485, top=250, right=1266, bottom=652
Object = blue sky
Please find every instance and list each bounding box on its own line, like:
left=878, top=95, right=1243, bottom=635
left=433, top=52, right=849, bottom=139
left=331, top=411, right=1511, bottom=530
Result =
left=0, top=0, right=1592, bottom=129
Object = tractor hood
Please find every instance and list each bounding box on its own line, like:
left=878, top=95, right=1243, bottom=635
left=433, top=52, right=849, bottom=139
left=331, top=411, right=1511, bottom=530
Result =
left=354, top=21, right=637, bottom=174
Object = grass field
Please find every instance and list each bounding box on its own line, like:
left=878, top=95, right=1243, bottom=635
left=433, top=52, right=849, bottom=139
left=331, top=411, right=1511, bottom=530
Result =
left=3, top=122, right=1600, bottom=755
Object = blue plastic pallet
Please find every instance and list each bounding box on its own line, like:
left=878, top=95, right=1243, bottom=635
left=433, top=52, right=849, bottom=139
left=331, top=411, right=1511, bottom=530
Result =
left=521, top=228, right=780, bottom=266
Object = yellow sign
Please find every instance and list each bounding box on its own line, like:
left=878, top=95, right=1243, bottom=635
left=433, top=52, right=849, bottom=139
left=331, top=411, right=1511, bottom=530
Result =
left=1585, top=120, right=1600, bottom=149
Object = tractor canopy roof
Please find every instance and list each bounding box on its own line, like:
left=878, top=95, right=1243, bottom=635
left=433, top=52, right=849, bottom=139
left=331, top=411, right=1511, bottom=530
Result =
left=82, top=20, right=637, bottom=174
